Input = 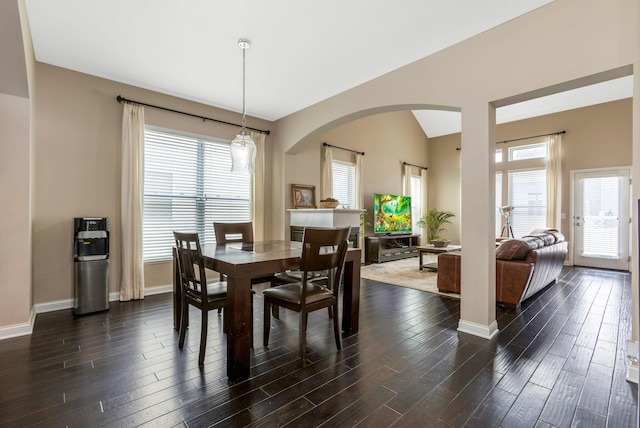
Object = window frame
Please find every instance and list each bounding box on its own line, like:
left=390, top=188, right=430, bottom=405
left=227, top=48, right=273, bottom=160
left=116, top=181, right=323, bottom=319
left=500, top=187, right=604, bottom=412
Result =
left=495, top=137, right=548, bottom=238
left=143, top=126, right=253, bottom=263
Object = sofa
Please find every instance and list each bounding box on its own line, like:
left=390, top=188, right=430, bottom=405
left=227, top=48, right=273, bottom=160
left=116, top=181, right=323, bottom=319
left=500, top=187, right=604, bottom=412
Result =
left=437, top=229, right=568, bottom=308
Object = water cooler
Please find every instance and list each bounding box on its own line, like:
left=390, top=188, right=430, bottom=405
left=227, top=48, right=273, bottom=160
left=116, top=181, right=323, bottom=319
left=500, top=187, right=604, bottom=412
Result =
left=73, top=217, right=110, bottom=316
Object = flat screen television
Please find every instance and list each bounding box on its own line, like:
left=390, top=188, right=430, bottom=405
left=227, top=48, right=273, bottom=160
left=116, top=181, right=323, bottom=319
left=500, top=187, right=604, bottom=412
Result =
left=373, top=193, right=412, bottom=234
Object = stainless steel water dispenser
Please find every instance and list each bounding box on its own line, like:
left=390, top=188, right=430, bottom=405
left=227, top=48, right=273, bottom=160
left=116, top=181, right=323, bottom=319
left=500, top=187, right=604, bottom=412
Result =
left=73, top=217, right=110, bottom=316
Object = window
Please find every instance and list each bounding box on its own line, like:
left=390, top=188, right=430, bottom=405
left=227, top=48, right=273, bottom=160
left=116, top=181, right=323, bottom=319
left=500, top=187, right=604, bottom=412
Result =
left=507, top=168, right=546, bottom=238
left=143, top=128, right=251, bottom=262
left=332, top=160, right=356, bottom=208
left=508, top=143, right=546, bottom=161
left=496, top=140, right=547, bottom=238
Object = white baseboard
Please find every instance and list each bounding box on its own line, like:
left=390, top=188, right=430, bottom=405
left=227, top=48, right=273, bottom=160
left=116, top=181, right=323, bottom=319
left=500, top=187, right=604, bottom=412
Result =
left=0, top=284, right=173, bottom=341
left=0, top=307, right=36, bottom=340
left=457, top=319, right=499, bottom=339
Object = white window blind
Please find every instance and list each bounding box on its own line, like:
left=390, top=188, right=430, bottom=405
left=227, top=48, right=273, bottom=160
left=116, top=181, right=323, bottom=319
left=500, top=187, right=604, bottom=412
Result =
left=581, top=176, right=620, bottom=258
left=508, top=168, right=546, bottom=238
left=143, top=128, right=251, bottom=262
left=410, top=174, right=422, bottom=231
left=332, top=160, right=356, bottom=208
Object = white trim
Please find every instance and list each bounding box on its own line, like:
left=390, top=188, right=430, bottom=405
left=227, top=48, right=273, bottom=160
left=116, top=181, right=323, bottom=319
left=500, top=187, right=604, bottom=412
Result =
left=457, top=320, right=499, bottom=339
left=0, top=285, right=173, bottom=341
left=35, top=298, right=73, bottom=314
left=0, top=307, right=36, bottom=340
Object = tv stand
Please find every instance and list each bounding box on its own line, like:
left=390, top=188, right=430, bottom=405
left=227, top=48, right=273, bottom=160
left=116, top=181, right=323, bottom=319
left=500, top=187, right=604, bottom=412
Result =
left=365, top=234, right=421, bottom=263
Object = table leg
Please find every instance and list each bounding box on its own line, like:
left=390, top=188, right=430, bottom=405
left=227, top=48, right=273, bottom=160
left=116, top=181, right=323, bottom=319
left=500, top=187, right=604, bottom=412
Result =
left=226, top=276, right=252, bottom=382
left=419, top=250, right=424, bottom=270
left=341, top=254, right=361, bottom=334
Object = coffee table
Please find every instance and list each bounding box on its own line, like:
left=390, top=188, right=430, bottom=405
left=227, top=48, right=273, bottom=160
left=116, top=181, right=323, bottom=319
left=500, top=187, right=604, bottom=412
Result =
left=417, top=244, right=461, bottom=271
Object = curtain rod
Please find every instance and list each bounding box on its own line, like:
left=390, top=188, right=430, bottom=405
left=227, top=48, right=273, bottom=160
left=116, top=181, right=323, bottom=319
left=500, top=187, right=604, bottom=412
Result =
left=496, top=130, right=565, bottom=145
left=116, top=95, right=270, bottom=135
left=456, top=130, right=566, bottom=151
left=402, top=161, right=427, bottom=170
left=322, top=142, right=364, bottom=156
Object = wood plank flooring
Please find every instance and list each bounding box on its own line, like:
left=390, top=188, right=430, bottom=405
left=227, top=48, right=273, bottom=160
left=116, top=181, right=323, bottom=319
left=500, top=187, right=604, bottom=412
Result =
left=0, top=266, right=636, bottom=427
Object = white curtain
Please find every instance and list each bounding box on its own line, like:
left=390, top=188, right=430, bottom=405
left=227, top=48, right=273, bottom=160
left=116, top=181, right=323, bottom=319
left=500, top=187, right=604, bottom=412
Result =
left=120, top=103, right=145, bottom=301
left=420, top=168, right=428, bottom=244
left=321, top=145, right=334, bottom=200
left=355, top=152, right=365, bottom=253
left=402, top=163, right=412, bottom=196
left=546, top=133, right=562, bottom=229
left=251, top=131, right=266, bottom=240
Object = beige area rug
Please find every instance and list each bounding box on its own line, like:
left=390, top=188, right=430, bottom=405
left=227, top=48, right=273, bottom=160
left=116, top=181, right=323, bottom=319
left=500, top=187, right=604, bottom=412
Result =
left=361, top=255, right=460, bottom=298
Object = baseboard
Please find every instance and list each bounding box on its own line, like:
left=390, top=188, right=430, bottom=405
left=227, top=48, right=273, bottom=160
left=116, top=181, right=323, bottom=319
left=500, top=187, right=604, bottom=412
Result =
left=0, top=284, right=173, bottom=341
left=0, top=306, right=36, bottom=340
left=457, top=319, right=499, bottom=339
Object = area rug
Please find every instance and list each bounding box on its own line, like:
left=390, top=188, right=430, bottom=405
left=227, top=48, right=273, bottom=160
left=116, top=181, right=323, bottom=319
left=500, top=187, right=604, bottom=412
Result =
left=361, top=255, right=460, bottom=298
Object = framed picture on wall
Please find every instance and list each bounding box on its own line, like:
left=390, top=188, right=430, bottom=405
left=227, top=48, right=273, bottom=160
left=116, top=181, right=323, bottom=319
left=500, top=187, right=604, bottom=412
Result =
left=292, top=184, right=316, bottom=208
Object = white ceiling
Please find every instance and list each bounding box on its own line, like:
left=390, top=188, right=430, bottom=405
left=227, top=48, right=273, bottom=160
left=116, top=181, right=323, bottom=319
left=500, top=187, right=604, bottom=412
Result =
left=24, top=0, right=632, bottom=138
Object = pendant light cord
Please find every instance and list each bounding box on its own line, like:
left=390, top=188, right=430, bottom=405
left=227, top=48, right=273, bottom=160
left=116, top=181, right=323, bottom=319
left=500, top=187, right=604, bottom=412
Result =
left=240, top=39, right=250, bottom=135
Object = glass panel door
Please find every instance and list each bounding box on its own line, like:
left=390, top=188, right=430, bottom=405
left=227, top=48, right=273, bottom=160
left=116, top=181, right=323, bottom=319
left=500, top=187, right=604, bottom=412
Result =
left=573, top=169, right=630, bottom=270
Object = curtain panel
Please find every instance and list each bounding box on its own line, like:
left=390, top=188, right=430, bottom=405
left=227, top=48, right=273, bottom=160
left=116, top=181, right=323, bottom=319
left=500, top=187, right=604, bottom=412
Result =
left=120, top=103, right=145, bottom=301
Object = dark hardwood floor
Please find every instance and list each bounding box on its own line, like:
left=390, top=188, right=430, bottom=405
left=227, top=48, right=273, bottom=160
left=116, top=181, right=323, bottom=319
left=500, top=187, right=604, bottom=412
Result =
left=0, top=266, right=637, bottom=427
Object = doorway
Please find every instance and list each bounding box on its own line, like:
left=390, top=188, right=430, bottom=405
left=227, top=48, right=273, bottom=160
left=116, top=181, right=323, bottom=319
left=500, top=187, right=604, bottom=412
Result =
left=571, top=168, right=631, bottom=271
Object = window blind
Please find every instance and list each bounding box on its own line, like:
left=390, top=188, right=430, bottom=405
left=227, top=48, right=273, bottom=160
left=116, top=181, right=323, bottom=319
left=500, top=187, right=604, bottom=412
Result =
left=581, top=176, right=620, bottom=258
left=508, top=168, right=546, bottom=238
left=143, top=128, right=251, bottom=262
left=332, top=160, right=356, bottom=208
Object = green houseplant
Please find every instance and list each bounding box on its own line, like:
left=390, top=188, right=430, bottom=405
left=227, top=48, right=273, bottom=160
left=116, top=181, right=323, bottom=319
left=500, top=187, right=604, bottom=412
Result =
left=417, top=208, right=455, bottom=245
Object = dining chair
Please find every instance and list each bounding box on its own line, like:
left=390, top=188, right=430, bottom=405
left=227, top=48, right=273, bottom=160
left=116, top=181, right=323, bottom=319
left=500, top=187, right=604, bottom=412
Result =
left=173, top=231, right=253, bottom=366
left=213, top=221, right=276, bottom=285
left=214, top=221, right=280, bottom=316
left=262, top=226, right=350, bottom=366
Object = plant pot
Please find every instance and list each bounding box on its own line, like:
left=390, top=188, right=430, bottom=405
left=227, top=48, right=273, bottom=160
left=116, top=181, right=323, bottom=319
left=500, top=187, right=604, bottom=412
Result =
left=431, top=240, right=451, bottom=248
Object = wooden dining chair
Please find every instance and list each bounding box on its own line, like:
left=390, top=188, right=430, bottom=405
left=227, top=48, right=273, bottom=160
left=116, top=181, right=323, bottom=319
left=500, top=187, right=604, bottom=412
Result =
left=213, top=221, right=276, bottom=284
left=214, top=221, right=280, bottom=316
left=174, top=231, right=254, bottom=366
left=262, top=227, right=350, bottom=366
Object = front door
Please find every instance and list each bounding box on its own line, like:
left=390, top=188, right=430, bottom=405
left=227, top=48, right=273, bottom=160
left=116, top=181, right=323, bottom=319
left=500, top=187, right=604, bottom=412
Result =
left=572, top=168, right=630, bottom=271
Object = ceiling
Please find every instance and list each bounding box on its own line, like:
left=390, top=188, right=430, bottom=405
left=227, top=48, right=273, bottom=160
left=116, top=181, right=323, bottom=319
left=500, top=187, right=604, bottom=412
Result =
left=24, top=0, right=632, bottom=138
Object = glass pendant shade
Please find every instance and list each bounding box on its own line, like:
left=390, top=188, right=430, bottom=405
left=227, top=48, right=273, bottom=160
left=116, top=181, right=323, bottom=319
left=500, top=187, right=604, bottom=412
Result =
left=230, top=131, right=256, bottom=174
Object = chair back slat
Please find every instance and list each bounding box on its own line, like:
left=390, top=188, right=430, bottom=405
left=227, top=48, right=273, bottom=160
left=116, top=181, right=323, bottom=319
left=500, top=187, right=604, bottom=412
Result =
left=173, top=232, right=208, bottom=300
left=214, top=222, right=254, bottom=245
left=299, top=227, right=350, bottom=295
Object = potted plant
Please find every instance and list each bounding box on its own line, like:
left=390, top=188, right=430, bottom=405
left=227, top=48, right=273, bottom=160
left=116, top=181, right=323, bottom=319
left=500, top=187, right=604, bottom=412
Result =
left=417, top=208, right=455, bottom=247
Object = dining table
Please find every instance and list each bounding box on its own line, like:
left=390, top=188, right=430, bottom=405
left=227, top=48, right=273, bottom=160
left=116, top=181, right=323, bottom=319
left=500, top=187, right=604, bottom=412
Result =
left=172, top=240, right=362, bottom=382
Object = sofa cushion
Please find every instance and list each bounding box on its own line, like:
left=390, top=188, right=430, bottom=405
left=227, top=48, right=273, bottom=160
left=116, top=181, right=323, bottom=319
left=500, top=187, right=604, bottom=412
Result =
left=496, top=237, right=543, bottom=261
left=524, top=233, right=556, bottom=246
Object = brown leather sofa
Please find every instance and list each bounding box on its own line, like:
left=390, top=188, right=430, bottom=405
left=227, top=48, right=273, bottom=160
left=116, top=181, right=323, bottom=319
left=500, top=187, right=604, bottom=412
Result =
left=437, top=229, right=568, bottom=308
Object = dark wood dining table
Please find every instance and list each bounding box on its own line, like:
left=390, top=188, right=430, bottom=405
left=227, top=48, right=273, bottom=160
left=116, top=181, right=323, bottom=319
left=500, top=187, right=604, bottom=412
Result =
left=172, top=240, right=362, bottom=382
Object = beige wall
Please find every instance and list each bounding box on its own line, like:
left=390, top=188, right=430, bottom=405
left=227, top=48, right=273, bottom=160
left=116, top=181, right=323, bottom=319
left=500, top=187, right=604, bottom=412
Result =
left=33, top=63, right=274, bottom=302
left=0, top=93, right=32, bottom=327
left=428, top=99, right=633, bottom=246
left=284, top=110, right=428, bottom=236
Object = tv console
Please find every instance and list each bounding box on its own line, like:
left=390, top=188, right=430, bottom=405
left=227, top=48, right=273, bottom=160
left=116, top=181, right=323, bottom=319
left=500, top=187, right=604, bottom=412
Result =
left=365, top=234, right=421, bottom=263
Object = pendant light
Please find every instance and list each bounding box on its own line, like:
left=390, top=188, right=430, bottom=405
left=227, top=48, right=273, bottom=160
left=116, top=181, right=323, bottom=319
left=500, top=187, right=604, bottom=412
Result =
left=230, top=38, right=256, bottom=174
